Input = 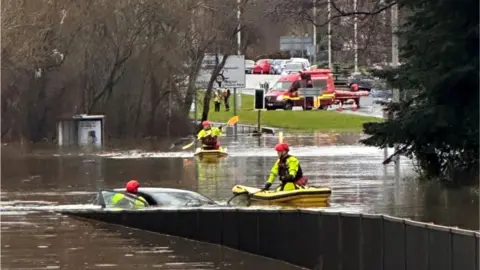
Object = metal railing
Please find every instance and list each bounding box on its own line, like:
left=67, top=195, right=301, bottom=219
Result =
left=192, top=120, right=277, bottom=135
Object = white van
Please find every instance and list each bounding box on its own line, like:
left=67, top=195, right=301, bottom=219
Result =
left=289, top=58, right=311, bottom=70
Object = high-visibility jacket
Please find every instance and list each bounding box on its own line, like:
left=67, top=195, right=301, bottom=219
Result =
left=197, top=127, right=222, bottom=146
left=213, top=92, right=221, bottom=102
left=111, top=193, right=148, bottom=208
left=267, top=155, right=303, bottom=184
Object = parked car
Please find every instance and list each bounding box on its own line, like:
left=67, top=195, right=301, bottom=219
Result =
left=289, top=58, right=311, bottom=70
left=369, top=88, right=393, bottom=104
left=281, top=62, right=306, bottom=75
left=270, top=59, right=289, bottom=74
left=347, top=73, right=376, bottom=91
left=245, top=59, right=255, bottom=74
left=252, top=59, right=272, bottom=74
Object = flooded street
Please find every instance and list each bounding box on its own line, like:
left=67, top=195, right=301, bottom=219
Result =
left=2, top=132, right=478, bottom=269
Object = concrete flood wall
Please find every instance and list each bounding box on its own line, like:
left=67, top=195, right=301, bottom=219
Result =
left=66, top=208, right=479, bottom=270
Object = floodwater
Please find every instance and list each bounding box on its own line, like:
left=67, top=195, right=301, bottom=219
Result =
left=2, top=132, right=478, bottom=269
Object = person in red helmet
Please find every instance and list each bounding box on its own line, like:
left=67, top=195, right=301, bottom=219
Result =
left=262, top=143, right=308, bottom=191
left=350, top=83, right=359, bottom=92
left=197, top=121, right=223, bottom=150
left=110, top=180, right=148, bottom=208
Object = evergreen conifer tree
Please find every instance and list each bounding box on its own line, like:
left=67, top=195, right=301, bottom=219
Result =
left=361, top=0, right=479, bottom=185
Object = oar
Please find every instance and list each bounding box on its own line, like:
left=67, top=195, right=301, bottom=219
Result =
left=169, top=136, right=194, bottom=150
left=182, top=116, right=239, bottom=150
left=279, top=131, right=283, bottom=143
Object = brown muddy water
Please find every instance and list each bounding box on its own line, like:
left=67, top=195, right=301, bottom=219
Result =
left=1, top=132, right=478, bottom=269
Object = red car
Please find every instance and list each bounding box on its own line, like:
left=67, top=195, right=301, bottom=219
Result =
left=252, top=59, right=272, bottom=74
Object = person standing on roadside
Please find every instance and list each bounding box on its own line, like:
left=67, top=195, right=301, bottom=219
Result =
left=213, top=90, right=221, bottom=112
left=223, top=88, right=231, bottom=111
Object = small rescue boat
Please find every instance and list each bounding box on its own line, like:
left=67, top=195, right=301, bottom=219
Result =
left=194, top=147, right=228, bottom=160
left=231, top=184, right=331, bottom=207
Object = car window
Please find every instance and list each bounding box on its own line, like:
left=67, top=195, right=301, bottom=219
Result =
left=270, top=81, right=293, bottom=91
left=245, top=60, right=255, bottom=65
left=101, top=191, right=142, bottom=209
left=312, top=79, right=328, bottom=89
left=151, top=191, right=216, bottom=206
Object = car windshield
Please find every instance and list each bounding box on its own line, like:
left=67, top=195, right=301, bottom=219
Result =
left=312, top=79, right=328, bottom=89
left=150, top=191, right=216, bottom=206
left=99, top=190, right=145, bottom=209
left=284, top=63, right=303, bottom=70
left=270, top=81, right=293, bottom=91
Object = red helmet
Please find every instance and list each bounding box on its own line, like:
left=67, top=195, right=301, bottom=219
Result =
left=351, top=83, right=359, bottom=91
left=275, top=143, right=289, bottom=152
left=126, top=180, right=139, bottom=193
left=202, top=121, right=211, bottom=127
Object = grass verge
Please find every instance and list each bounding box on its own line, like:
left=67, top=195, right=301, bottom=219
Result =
left=192, top=94, right=382, bottom=132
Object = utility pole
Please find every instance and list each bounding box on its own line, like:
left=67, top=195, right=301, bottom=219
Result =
left=328, top=0, right=332, bottom=69
left=234, top=0, right=241, bottom=137
left=313, top=0, right=317, bottom=64
left=237, top=0, right=241, bottom=56
left=353, top=0, right=358, bottom=72
left=391, top=3, right=400, bottom=180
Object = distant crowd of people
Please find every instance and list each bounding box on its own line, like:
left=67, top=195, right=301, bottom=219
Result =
left=213, top=88, right=231, bottom=112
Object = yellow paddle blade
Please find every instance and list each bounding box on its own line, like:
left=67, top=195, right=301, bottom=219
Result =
left=182, top=141, right=195, bottom=150
left=226, top=115, right=239, bottom=125
left=279, top=131, right=283, bottom=143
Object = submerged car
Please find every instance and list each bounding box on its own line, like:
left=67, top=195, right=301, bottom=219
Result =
left=92, top=187, right=220, bottom=209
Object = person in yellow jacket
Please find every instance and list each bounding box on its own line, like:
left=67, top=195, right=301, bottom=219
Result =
left=262, top=143, right=308, bottom=191
left=197, top=121, right=223, bottom=150
left=213, top=90, right=221, bottom=112
left=110, top=180, right=148, bottom=208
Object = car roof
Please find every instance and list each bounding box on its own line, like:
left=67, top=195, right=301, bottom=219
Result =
left=278, top=73, right=301, bottom=81
left=290, top=58, right=310, bottom=63
left=113, top=187, right=192, bottom=194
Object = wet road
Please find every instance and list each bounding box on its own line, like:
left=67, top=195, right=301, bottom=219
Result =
left=2, top=133, right=478, bottom=269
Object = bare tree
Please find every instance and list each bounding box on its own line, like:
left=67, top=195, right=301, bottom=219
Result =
left=265, top=0, right=401, bottom=65
left=1, top=0, right=400, bottom=143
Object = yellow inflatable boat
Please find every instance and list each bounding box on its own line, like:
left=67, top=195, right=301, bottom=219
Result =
left=194, top=147, right=228, bottom=160
left=231, top=184, right=331, bottom=207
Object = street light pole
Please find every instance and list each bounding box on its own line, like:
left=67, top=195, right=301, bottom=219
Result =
left=353, top=0, right=358, bottom=72
left=313, top=0, right=317, bottom=64
left=328, top=0, right=332, bottom=69
left=234, top=0, right=242, bottom=137
left=391, top=3, right=400, bottom=180
left=391, top=5, right=399, bottom=68
left=237, top=0, right=241, bottom=56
